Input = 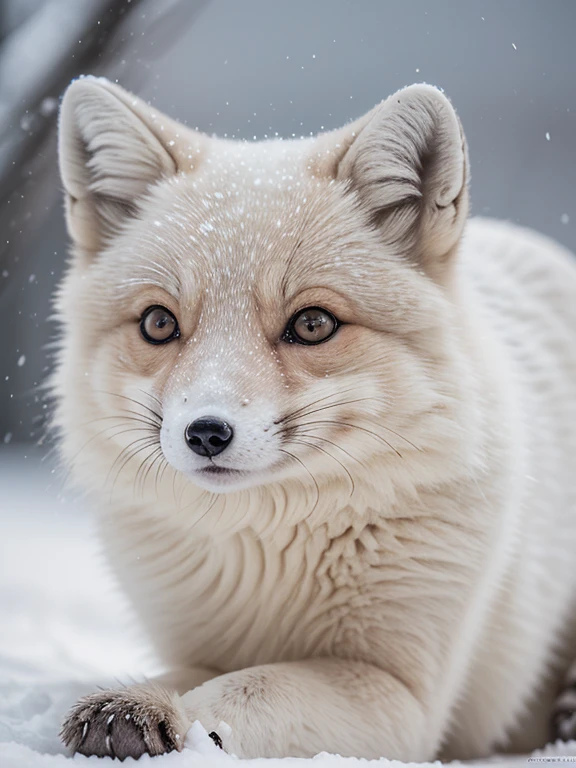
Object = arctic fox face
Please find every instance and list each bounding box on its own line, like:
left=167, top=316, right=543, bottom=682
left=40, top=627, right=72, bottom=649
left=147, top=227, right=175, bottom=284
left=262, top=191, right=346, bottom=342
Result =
left=54, top=78, right=470, bottom=512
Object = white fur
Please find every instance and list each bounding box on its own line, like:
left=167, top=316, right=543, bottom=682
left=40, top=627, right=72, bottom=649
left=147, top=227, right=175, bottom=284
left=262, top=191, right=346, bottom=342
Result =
left=53, top=78, right=576, bottom=760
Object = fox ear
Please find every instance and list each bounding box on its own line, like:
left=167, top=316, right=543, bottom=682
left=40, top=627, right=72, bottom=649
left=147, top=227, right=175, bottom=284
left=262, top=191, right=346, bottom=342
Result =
left=336, top=84, right=469, bottom=278
left=58, top=77, right=182, bottom=256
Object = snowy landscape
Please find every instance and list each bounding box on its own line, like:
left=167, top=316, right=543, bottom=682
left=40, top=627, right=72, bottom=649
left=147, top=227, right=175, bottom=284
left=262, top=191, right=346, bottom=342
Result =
left=2, top=2, right=576, bottom=767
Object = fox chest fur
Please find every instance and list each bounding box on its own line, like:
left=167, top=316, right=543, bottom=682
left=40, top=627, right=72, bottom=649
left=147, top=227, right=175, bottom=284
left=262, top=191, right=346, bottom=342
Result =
left=102, top=498, right=490, bottom=675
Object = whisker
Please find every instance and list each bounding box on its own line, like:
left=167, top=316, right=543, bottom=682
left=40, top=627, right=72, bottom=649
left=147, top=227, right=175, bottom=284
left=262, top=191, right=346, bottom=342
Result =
left=280, top=396, right=375, bottom=426
left=136, top=447, right=164, bottom=497
left=60, top=420, right=158, bottom=489
left=172, top=464, right=180, bottom=507
left=291, top=438, right=355, bottom=498
left=138, top=388, right=163, bottom=410
left=105, top=426, right=159, bottom=442
left=277, top=393, right=420, bottom=452
left=215, top=493, right=229, bottom=528
left=177, top=470, right=189, bottom=509
left=144, top=449, right=164, bottom=496
left=376, top=424, right=421, bottom=452
left=88, top=423, right=158, bottom=454
left=154, top=453, right=169, bottom=498
left=109, top=439, right=160, bottom=503
left=175, top=486, right=210, bottom=516
left=278, top=447, right=320, bottom=514
left=105, top=436, right=160, bottom=495
left=292, top=430, right=364, bottom=466
left=275, top=388, right=359, bottom=425
left=297, top=419, right=404, bottom=458
left=133, top=447, right=154, bottom=499
left=94, top=390, right=163, bottom=425
left=108, top=435, right=159, bottom=480
left=190, top=492, right=220, bottom=528
left=296, top=421, right=419, bottom=453
left=158, top=453, right=172, bottom=491
left=81, top=411, right=161, bottom=430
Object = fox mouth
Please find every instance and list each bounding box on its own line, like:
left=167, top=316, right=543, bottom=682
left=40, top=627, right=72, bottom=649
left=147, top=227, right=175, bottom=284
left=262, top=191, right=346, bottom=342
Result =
left=191, top=463, right=250, bottom=491
left=197, top=465, right=244, bottom=476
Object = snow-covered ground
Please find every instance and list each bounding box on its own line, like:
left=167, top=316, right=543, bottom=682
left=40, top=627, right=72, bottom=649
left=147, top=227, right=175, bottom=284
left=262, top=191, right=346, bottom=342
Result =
left=1, top=446, right=574, bottom=767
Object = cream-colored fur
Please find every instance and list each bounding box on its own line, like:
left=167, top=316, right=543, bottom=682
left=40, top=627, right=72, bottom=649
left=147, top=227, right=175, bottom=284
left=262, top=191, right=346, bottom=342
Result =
left=53, top=77, right=576, bottom=760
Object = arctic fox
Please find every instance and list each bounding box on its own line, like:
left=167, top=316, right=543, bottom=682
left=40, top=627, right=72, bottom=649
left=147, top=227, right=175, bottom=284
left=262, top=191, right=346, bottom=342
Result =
left=54, top=77, right=576, bottom=761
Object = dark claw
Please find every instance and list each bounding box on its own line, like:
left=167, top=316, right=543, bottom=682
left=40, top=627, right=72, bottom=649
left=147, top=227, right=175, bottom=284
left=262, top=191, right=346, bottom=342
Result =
left=209, top=730, right=223, bottom=749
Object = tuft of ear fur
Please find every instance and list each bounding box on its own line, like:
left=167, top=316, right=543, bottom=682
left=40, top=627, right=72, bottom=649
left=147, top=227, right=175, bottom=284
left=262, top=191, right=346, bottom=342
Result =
left=58, top=77, right=187, bottom=256
left=329, top=85, right=469, bottom=279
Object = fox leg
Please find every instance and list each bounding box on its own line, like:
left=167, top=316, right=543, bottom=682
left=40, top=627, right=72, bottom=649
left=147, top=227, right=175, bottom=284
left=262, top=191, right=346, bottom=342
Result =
left=62, top=659, right=434, bottom=760
left=179, top=659, right=432, bottom=760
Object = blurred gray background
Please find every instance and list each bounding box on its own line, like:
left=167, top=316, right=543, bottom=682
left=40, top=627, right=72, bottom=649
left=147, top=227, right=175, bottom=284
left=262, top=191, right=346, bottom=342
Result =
left=1, top=0, right=575, bottom=445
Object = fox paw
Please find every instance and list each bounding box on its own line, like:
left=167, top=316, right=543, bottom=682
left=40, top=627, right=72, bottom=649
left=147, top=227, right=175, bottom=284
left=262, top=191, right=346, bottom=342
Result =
left=60, top=685, right=190, bottom=760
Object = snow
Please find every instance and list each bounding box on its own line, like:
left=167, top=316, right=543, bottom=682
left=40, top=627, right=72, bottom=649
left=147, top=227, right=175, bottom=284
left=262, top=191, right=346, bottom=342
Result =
left=1, top=447, right=575, bottom=767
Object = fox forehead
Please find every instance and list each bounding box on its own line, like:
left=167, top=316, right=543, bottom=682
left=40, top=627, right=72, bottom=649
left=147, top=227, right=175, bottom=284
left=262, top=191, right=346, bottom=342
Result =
left=104, top=163, right=391, bottom=323
left=90, top=165, right=440, bottom=343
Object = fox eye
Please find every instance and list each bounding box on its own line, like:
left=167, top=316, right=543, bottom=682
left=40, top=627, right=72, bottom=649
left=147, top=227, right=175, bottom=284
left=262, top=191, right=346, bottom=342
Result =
left=283, top=306, right=338, bottom=345
left=140, top=305, right=180, bottom=344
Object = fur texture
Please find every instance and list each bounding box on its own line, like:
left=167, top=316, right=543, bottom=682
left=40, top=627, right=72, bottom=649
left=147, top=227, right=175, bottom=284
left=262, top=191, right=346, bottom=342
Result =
left=53, top=77, right=576, bottom=760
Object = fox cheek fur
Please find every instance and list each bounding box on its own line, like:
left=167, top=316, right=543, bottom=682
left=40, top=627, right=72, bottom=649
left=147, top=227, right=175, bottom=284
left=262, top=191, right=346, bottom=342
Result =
left=53, top=76, right=576, bottom=761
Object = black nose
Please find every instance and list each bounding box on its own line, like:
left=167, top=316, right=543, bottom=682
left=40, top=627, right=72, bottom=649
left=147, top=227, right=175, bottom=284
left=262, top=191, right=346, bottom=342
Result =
left=185, top=417, right=234, bottom=457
